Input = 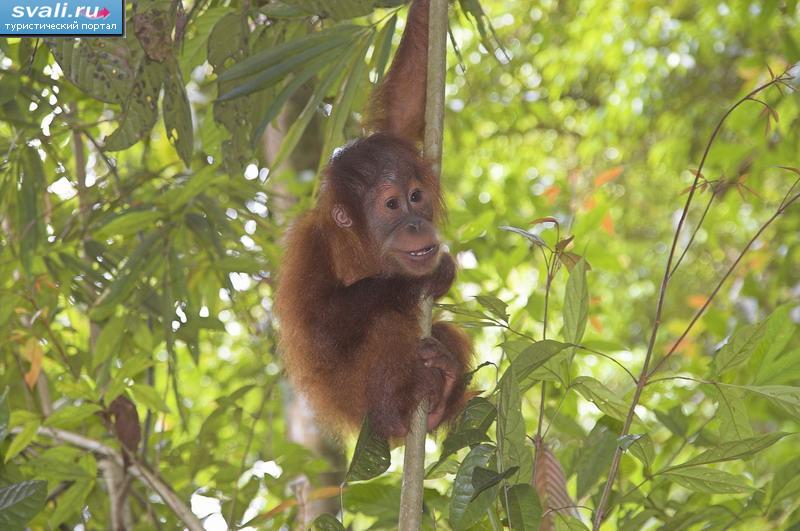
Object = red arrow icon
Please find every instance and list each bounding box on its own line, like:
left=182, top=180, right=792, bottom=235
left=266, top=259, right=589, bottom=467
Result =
left=87, top=7, right=110, bottom=19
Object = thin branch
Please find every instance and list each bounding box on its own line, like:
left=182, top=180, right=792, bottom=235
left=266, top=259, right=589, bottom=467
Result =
left=571, top=344, right=638, bottom=384
left=649, top=190, right=800, bottom=377
left=15, top=426, right=203, bottom=531
left=399, top=1, right=448, bottom=529
left=227, top=384, right=271, bottom=526
left=592, top=73, right=789, bottom=530
left=669, top=194, right=714, bottom=278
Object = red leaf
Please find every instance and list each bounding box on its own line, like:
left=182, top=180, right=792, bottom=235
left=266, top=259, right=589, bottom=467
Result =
left=593, top=166, right=623, bottom=188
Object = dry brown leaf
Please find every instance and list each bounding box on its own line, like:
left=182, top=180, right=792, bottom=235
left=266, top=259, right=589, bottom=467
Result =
left=533, top=435, right=581, bottom=530
left=109, top=395, right=141, bottom=466
left=23, top=338, right=44, bottom=389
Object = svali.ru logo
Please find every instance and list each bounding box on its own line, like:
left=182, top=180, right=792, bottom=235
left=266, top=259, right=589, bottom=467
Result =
left=11, top=4, right=110, bottom=19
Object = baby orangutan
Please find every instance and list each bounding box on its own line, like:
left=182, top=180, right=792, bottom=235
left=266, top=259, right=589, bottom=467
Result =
left=274, top=0, right=471, bottom=439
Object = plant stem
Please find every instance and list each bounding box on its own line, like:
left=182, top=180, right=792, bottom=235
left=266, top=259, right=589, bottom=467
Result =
left=592, top=74, right=787, bottom=530
left=399, top=1, right=448, bottom=529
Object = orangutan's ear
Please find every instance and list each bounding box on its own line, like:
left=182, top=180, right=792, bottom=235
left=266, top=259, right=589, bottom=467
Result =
left=332, top=204, right=353, bottom=228
left=328, top=207, right=380, bottom=286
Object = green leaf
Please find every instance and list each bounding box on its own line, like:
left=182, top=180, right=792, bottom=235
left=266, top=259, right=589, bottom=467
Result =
left=370, top=13, right=397, bottom=83
left=563, top=258, right=589, bottom=345
left=260, top=2, right=309, bottom=18
left=503, top=483, right=543, bottom=531
left=219, top=24, right=361, bottom=81
left=750, top=304, right=798, bottom=384
left=575, top=422, right=617, bottom=499
left=713, top=385, right=753, bottom=440
left=311, top=514, right=345, bottom=530
left=272, top=49, right=353, bottom=169
left=471, top=466, right=518, bottom=500
left=662, top=467, right=753, bottom=493
left=91, top=315, right=127, bottom=370
left=509, top=340, right=569, bottom=387
left=218, top=33, right=357, bottom=101
left=0, top=388, right=8, bottom=443
left=104, top=61, right=166, bottom=151
left=47, top=39, right=135, bottom=103
left=18, top=148, right=46, bottom=274
left=25, top=455, right=95, bottom=482
left=499, top=225, right=547, bottom=247
left=163, top=61, right=194, bottom=166
left=0, top=480, right=47, bottom=528
left=666, top=432, right=788, bottom=470
left=179, top=6, right=233, bottom=73
left=319, top=30, right=374, bottom=172
left=712, top=322, right=767, bottom=376
left=43, top=404, right=102, bottom=429
left=449, top=443, right=498, bottom=529
left=283, top=0, right=376, bottom=20
left=497, top=369, right=533, bottom=485
left=627, top=434, right=655, bottom=473
left=346, top=417, right=390, bottom=481
left=438, top=396, right=496, bottom=462
left=5, top=420, right=40, bottom=463
left=251, top=48, right=342, bottom=144
left=459, top=210, right=495, bottom=240
left=129, top=384, right=170, bottom=413
left=573, top=376, right=630, bottom=422
left=475, top=295, right=509, bottom=323
left=720, top=384, right=800, bottom=419
left=95, top=210, right=162, bottom=241
left=91, top=231, right=163, bottom=321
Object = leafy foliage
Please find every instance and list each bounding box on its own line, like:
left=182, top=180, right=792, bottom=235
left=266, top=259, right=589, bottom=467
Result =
left=0, top=0, right=799, bottom=529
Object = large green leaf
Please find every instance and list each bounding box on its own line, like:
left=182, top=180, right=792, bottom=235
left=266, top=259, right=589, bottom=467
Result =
left=104, top=60, right=165, bottom=151
left=575, top=422, right=617, bottom=499
left=0, top=389, right=8, bottom=443
left=251, top=48, right=343, bottom=144
left=563, top=258, right=589, bottom=345
left=283, top=0, right=376, bottom=20
left=711, top=321, right=767, bottom=376
left=497, top=369, right=533, bottom=485
left=720, top=384, right=800, bottom=419
left=665, top=432, right=788, bottom=470
left=218, top=32, right=359, bottom=101
left=47, top=39, right=136, bottom=103
left=271, top=48, right=354, bottom=168
left=573, top=376, right=630, bottom=422
left=91, top=315, right=127, bottom=370
left=662, top=467, right=753, bottom=493
left=438, top=396, right=496, bottom=462
left=0, top=480, right=47, bottom=529
left=449, top=444, right=498, bottom=529
left=163, top=60, right=194, bottom=166
left=311, top=514, right=345, bottom=530
left=503, top=483, right=543, bottom=531
left=42, top=404, right=102, bottom=429
left=219, top=24, right=362, bottom=82
left=713, top=384, right=753, bottom=441
left=17, top=148, right=45, bottom=274
left=319, top=30, right=374, bottom=171
left=346, top=417, right=390, bottom=481
left=508, top=339, right=569, bottom=388
left=94, top=210, right=162, bottom=241
left=5, top=420, right=40, bottom=463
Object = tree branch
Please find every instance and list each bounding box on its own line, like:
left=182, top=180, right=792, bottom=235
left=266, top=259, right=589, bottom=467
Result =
left=398, top=1, right=448, bottom=529
left=15, top=426, right=204, bottom=531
